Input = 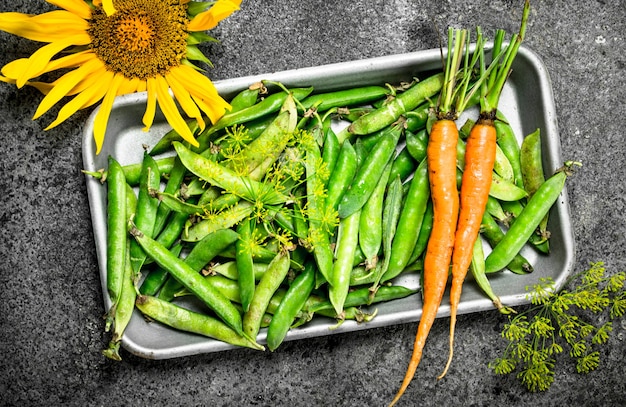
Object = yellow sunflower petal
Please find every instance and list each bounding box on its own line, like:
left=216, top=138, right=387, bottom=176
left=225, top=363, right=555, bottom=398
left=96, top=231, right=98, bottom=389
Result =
left=44, top=69, right=113, bottom=130
left=154, top=75, right=198, bottom=147
left=165, top=70, right=205, bottom=130
left=33, top=57, right=102, bottom=120
left=0, top=11, right=89, bottom=42
left=100, top=0, right=117, bottom=17
left=46, top=0, right=92, bottom=20
left=142, top=77, right=158, bottom=131
left=187, top=0, right=241, bottom=32
left=171, top=65, right=230, bottom=123
left=93, top=73, right=125, bottom=154
left=16, top=36, right=91, bottom=88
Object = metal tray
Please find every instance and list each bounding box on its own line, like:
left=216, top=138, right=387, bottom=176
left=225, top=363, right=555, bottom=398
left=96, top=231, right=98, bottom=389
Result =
left=83, top=46, right=575, bottom=359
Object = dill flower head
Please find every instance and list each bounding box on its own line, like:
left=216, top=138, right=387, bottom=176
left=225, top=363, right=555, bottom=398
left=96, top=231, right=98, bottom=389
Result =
left=0, top=0, right=242, bottom=154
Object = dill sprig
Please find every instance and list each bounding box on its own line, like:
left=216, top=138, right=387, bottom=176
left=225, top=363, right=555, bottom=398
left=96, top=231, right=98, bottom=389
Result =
left=490, top=262, right=626, bottom=392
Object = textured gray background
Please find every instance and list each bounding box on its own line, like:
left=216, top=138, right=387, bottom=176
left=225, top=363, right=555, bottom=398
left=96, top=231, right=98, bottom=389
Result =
left=1, top=1, right=626, bottom=406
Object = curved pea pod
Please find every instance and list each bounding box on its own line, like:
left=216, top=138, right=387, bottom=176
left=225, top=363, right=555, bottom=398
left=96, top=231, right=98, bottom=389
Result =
left=229, top=94, right=298, bottom=177
left=307, top=285, right=419, bottom=314
left=129, top=152, right=161, bottom=277
left=243, top=250, right=291, bottom=340
left=405, top=128, right=428, bottom=162
left=520, top=128, right=551, bottom=241
left=381, top=158, right=430, bottom=282
left=493, top=144, right=515, bottom=184
left=183, top=200, right=253, bottom=242
left=299, top=85, right=391, bottom=113
left=480, top=210, right=533, bottom=274
left=158, top=228, right=240, bottom=301
left=404, top=102, right=431, bottom=133
left=359, top=161, right=392, bottom=269
left=302, top=132, right=334, bottom=283
left=489, top=173, right=528, bottom=201
left=194, top=87, right=314, bottom=151
left=229, top=86, right=261, bottom=112
left=389, top=146, right=417, bottom=184
left=485, top=169, right=570, bottom=273
left=343, top=72, right=444, bottom=139
left=236, top=218, right=256, bottom=313
left=130, top=226, right=245, bottom=337
left=173, top=142, right=289, bottom=206
left=495, top=114, right=524, bottom=189
left=469, top=238, right=514, bottom=314
left=149, top=120, right=199, bottom=156
left=337, top=123, right=402, bottom=218
left=326, top=139, right=358, bottom=211
left=135, top=295, right=264, bottom=351
left=105, top=156, right=128, bottom=308
left=266, top=262, right=316, bottom=351
left=103, top=242, right=137, bottom=361
left=370, top=175, right=403, bottom=292
left=329, top=210, right=362, bottom=316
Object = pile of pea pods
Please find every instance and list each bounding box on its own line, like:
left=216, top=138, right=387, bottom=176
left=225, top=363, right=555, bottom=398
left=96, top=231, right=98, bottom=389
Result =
left=94, top=74, right=571, bottom=360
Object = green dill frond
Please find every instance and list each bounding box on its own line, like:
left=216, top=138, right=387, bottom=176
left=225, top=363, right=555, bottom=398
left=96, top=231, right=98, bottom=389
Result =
left=491, top=261, right=626, bottom=392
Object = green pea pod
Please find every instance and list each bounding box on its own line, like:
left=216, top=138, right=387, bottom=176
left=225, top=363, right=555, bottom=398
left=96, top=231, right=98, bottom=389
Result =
left=194, top=87, right=314, bottom=151
left=493, top=143, right=515, bottom=184
left=486, top=195, right=507, bottom=223
left=520, top=128, right=551, bottom=240
left=299, top=85, right=391, bottom=113
left=337, top=123, right=402, bottom=218
left=381, top=158, right=430, bottom=282
left=329, top=209, right=361, bottom=315
left=307, top=285, right=419, bottom=314
left=389, top=146, right=417, bottom=184
left=153, top=156, right=187, bottom=236
left=501, top=199, right=550, bottom=254
left=103, top=241, right=137, bottom=361
left=343, top=72, right=444, bottom=139
left=173, top=142, right=288, bottom=206
left=158, top=228, right=241, bottom=301
left=303, top=130, right=334, bottom=283
left=326, top=139, right=358, bottom=211
left=139, top=243, right=183, bottom=296
left=229, top=86, right=261, bottom=112
left=130, top=226, right=245, bottom=337
left=129, top=152, right=160, bottom=277
left=105, top=156, right=128, bottom=308
left=489, top=173, right=528, bottom=201
left=88, top=156, right=175, bottom=187
left=149, top=120, right=199, bottom=156
left=359, top=160, right=392, bottom=269
left=135, top=295, right=264, bottom=351
left=236, top=218, right=256, bottom=313
left=404, top=102, right=431, bottom=133
left=495, top=114, right=524, bottom=189
left=371, top=175, right=403, bottom=292
left=243, top=250, right=291, bottom=340
left=406, top=199, right=434, bottom=266
left=480, top=210, right=533, bottom=274
left=266, top=261, right=316, bottom=351
left=322, top=127, right=340, bottom=176
left=229, top=94, right=297, bottom=176
left=405, top=128, right=428, bottom=163
left=469, top=238, right=514, bottom=314
left=485, top=169, right=569, bottom=273
left=183, top=200, right=253, bottom=242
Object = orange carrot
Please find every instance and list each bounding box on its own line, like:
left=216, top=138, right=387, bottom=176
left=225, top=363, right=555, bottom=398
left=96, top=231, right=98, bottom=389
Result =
left=437, top=117, right=496, bottom=379
left=438, top=1, right=530, bottom=379
left=388, top=27, right=469, bottom=406
left=388, top=118, right=459, bottom=407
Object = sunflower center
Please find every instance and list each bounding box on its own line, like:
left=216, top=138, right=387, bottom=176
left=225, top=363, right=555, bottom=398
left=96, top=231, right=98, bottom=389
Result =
left=88, top=0, right=189, bottom=80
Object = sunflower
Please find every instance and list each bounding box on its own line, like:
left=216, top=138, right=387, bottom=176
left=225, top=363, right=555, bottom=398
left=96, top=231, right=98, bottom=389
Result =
left=0, top=0, right=242, bottom=154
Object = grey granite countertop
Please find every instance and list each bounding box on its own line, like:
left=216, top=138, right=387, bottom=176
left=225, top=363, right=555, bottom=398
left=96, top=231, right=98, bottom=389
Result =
left=1, top=1, right=625, bottom=406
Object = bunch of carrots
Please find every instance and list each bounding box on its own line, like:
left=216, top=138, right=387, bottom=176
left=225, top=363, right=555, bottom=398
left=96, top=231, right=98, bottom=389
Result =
left=389, top=1, right=531, bottom=405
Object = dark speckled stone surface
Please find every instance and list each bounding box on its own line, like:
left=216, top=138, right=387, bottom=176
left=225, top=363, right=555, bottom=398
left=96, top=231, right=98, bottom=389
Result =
left=1, top=1, right=626, bottom=406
